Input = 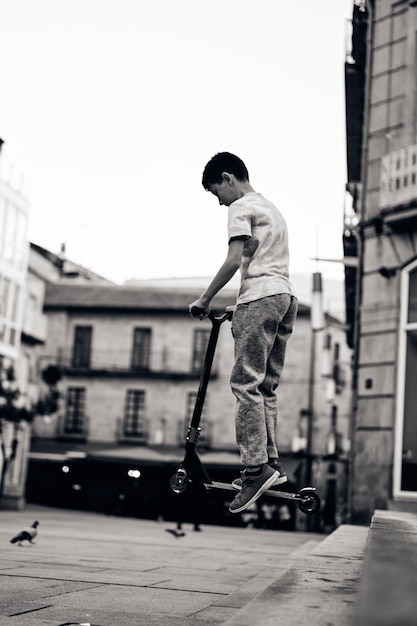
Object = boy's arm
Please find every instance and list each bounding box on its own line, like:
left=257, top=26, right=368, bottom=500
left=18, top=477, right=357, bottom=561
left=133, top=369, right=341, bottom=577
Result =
left=189, top=238, right=244, bottom=317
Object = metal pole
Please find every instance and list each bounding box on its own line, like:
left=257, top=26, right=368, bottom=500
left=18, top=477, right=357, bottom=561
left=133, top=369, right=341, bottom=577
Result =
left=306, top=272, right=324, bottom=488
left=305, top=330, right=316, bottom=487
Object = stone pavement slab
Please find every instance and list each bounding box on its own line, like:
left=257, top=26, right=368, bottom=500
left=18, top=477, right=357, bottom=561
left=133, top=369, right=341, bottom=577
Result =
left=222, top=523, right=369, bottom=626
left=0, top=504, right=322, bottom=626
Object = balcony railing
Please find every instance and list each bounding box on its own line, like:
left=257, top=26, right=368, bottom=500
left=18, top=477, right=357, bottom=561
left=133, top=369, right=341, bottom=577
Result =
left=56, top=413, right=89, bottom=441
left=115, top=417, right=148, bottom=445
left=40, top=348, right=218, bottom=379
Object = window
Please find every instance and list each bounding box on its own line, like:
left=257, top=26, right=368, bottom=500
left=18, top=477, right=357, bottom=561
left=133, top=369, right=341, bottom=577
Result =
left=191, top=328, right=210, bottom=372
left=64, top=387, right=86, bottom=434
left=8, top=327, right=16, bottom=346
left=333, top=343, right=343, bottom=394
left=1, top=277, right=11, bottom=318
left=395, top=261, right=417, bottom=498
left=0, top=197, right=6, bottom=258
left=3, top=201, right=16, bottom=262
left=72, top=326, right=92, bottom=368
left=131, top=328, right=151, bottom=370
left=123, top=390, right=146, bottom=437
left=11, top=284, right=20, bottom=322
left=14, top=210, right=27, bottom=270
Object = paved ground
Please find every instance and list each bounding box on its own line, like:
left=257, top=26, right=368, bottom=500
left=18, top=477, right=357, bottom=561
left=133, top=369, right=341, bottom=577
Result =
left=4, top=504, right=417, bottom=625
left=1, top=504, right=325, bottom=626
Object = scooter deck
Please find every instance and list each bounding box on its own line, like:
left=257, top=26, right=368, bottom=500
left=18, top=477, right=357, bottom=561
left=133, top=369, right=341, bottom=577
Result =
left=204, top=480, right=314, bottom=503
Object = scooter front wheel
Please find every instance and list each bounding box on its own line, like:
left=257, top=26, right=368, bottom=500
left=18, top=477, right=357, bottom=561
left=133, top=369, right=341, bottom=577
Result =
left=297, top=488, right=321, bottom=515
left=169, top=468, right=189, bottom=494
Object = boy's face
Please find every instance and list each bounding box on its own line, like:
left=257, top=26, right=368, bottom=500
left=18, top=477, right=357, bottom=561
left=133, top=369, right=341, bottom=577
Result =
left=208, top=173, right=241, bottom=206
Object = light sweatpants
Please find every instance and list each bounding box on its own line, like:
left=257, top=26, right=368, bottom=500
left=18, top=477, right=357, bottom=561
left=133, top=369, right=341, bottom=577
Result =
left=230, top=294, right=298, bottom=467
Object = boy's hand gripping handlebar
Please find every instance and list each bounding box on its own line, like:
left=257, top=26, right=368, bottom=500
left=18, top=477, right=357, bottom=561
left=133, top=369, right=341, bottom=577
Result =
left=189, top=306, right=234, bottom=323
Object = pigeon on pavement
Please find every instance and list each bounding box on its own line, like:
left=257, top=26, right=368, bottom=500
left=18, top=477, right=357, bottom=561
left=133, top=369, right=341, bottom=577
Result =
left=10, top=520, right=39, bottom=546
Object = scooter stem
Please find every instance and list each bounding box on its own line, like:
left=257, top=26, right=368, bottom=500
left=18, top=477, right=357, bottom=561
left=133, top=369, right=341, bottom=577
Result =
left=189, top=311, right=231, bottom=431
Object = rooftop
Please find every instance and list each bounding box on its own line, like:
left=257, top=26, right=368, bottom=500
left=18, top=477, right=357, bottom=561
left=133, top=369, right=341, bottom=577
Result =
left=43, top=283, right=311, bottom=316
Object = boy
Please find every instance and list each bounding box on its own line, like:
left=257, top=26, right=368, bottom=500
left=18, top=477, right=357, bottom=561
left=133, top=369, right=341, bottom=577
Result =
left=189, top=152, right=298, bottom=514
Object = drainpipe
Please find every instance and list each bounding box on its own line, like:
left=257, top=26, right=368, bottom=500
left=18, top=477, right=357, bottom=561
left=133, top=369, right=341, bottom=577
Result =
left=348, top=0, right=374, bottom=523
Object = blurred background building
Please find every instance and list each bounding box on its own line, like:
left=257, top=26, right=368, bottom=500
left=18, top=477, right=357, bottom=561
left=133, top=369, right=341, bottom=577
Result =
left=0, top=135, right=352, bottom=531
left=27, top=267, right=351, bottom=531
left=7, top=1, right=401, bottom=528
left=0, top=140, right=32, bottom=509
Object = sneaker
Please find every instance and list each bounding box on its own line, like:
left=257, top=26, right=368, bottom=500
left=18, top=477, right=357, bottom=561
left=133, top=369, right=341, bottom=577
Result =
left=229, top=464, right=279, bottom=514
left=232, top=460, right=287, bottom=490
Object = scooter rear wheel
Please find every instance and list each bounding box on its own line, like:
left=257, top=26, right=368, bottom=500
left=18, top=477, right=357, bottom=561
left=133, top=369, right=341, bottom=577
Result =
left=298, top=488, right=321, bottom=515
left=169, top=469, right=189, bottom=494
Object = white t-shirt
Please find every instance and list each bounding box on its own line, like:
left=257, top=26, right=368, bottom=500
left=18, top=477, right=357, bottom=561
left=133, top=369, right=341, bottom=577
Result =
left=227, top=192, right=296, bottom=305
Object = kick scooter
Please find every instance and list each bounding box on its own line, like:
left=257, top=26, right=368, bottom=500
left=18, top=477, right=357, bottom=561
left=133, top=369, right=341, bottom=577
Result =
left=169, top=309, right=320, bottom=516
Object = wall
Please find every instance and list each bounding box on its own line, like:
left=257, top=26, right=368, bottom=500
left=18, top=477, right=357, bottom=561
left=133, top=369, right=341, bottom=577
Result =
left=351, top=0, right=417, bottom=521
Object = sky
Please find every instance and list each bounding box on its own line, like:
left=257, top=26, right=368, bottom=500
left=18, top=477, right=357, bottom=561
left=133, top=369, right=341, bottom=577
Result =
left=0, top=0, right=355, bottom=285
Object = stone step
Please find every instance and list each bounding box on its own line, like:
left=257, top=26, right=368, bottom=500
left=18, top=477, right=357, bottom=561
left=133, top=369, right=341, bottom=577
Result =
left=354, top=509, right=417, bottom=626
left=222, top=523, right=369, bottom=626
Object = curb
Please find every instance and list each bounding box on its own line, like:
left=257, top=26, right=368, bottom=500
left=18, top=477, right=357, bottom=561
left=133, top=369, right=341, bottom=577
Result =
left=222, top=524, right=369, bottom=626
left=354, top=509, right=417, bottom=626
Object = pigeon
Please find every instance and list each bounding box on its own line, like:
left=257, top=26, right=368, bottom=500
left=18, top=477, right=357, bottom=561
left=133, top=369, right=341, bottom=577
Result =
left=10, top=520, right=39, bottom=546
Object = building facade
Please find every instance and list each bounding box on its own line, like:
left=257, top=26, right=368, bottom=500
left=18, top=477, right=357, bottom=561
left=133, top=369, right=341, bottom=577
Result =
left=345, top=0, right=417, bottom=521
left=30, top=280, right=352, bottom=527
left=23, top=243, right=114, bottom=409
left=0, top=213, right=113, bottom=509
left=0, top=142, right=29, bottom=367
left=0, top=142, right=32, bottom=509
left=33, top=285, right=238, bottom=447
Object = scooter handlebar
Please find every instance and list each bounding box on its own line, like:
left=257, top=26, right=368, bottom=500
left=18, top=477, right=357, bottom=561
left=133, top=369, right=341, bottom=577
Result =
left=189, top=306, right=233, bottom=323
left=212, top=309, right=233, bottom=323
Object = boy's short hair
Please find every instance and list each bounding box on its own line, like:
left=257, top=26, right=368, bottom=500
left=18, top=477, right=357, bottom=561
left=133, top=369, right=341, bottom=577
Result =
left=202, top=152, right=249, bottom=189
